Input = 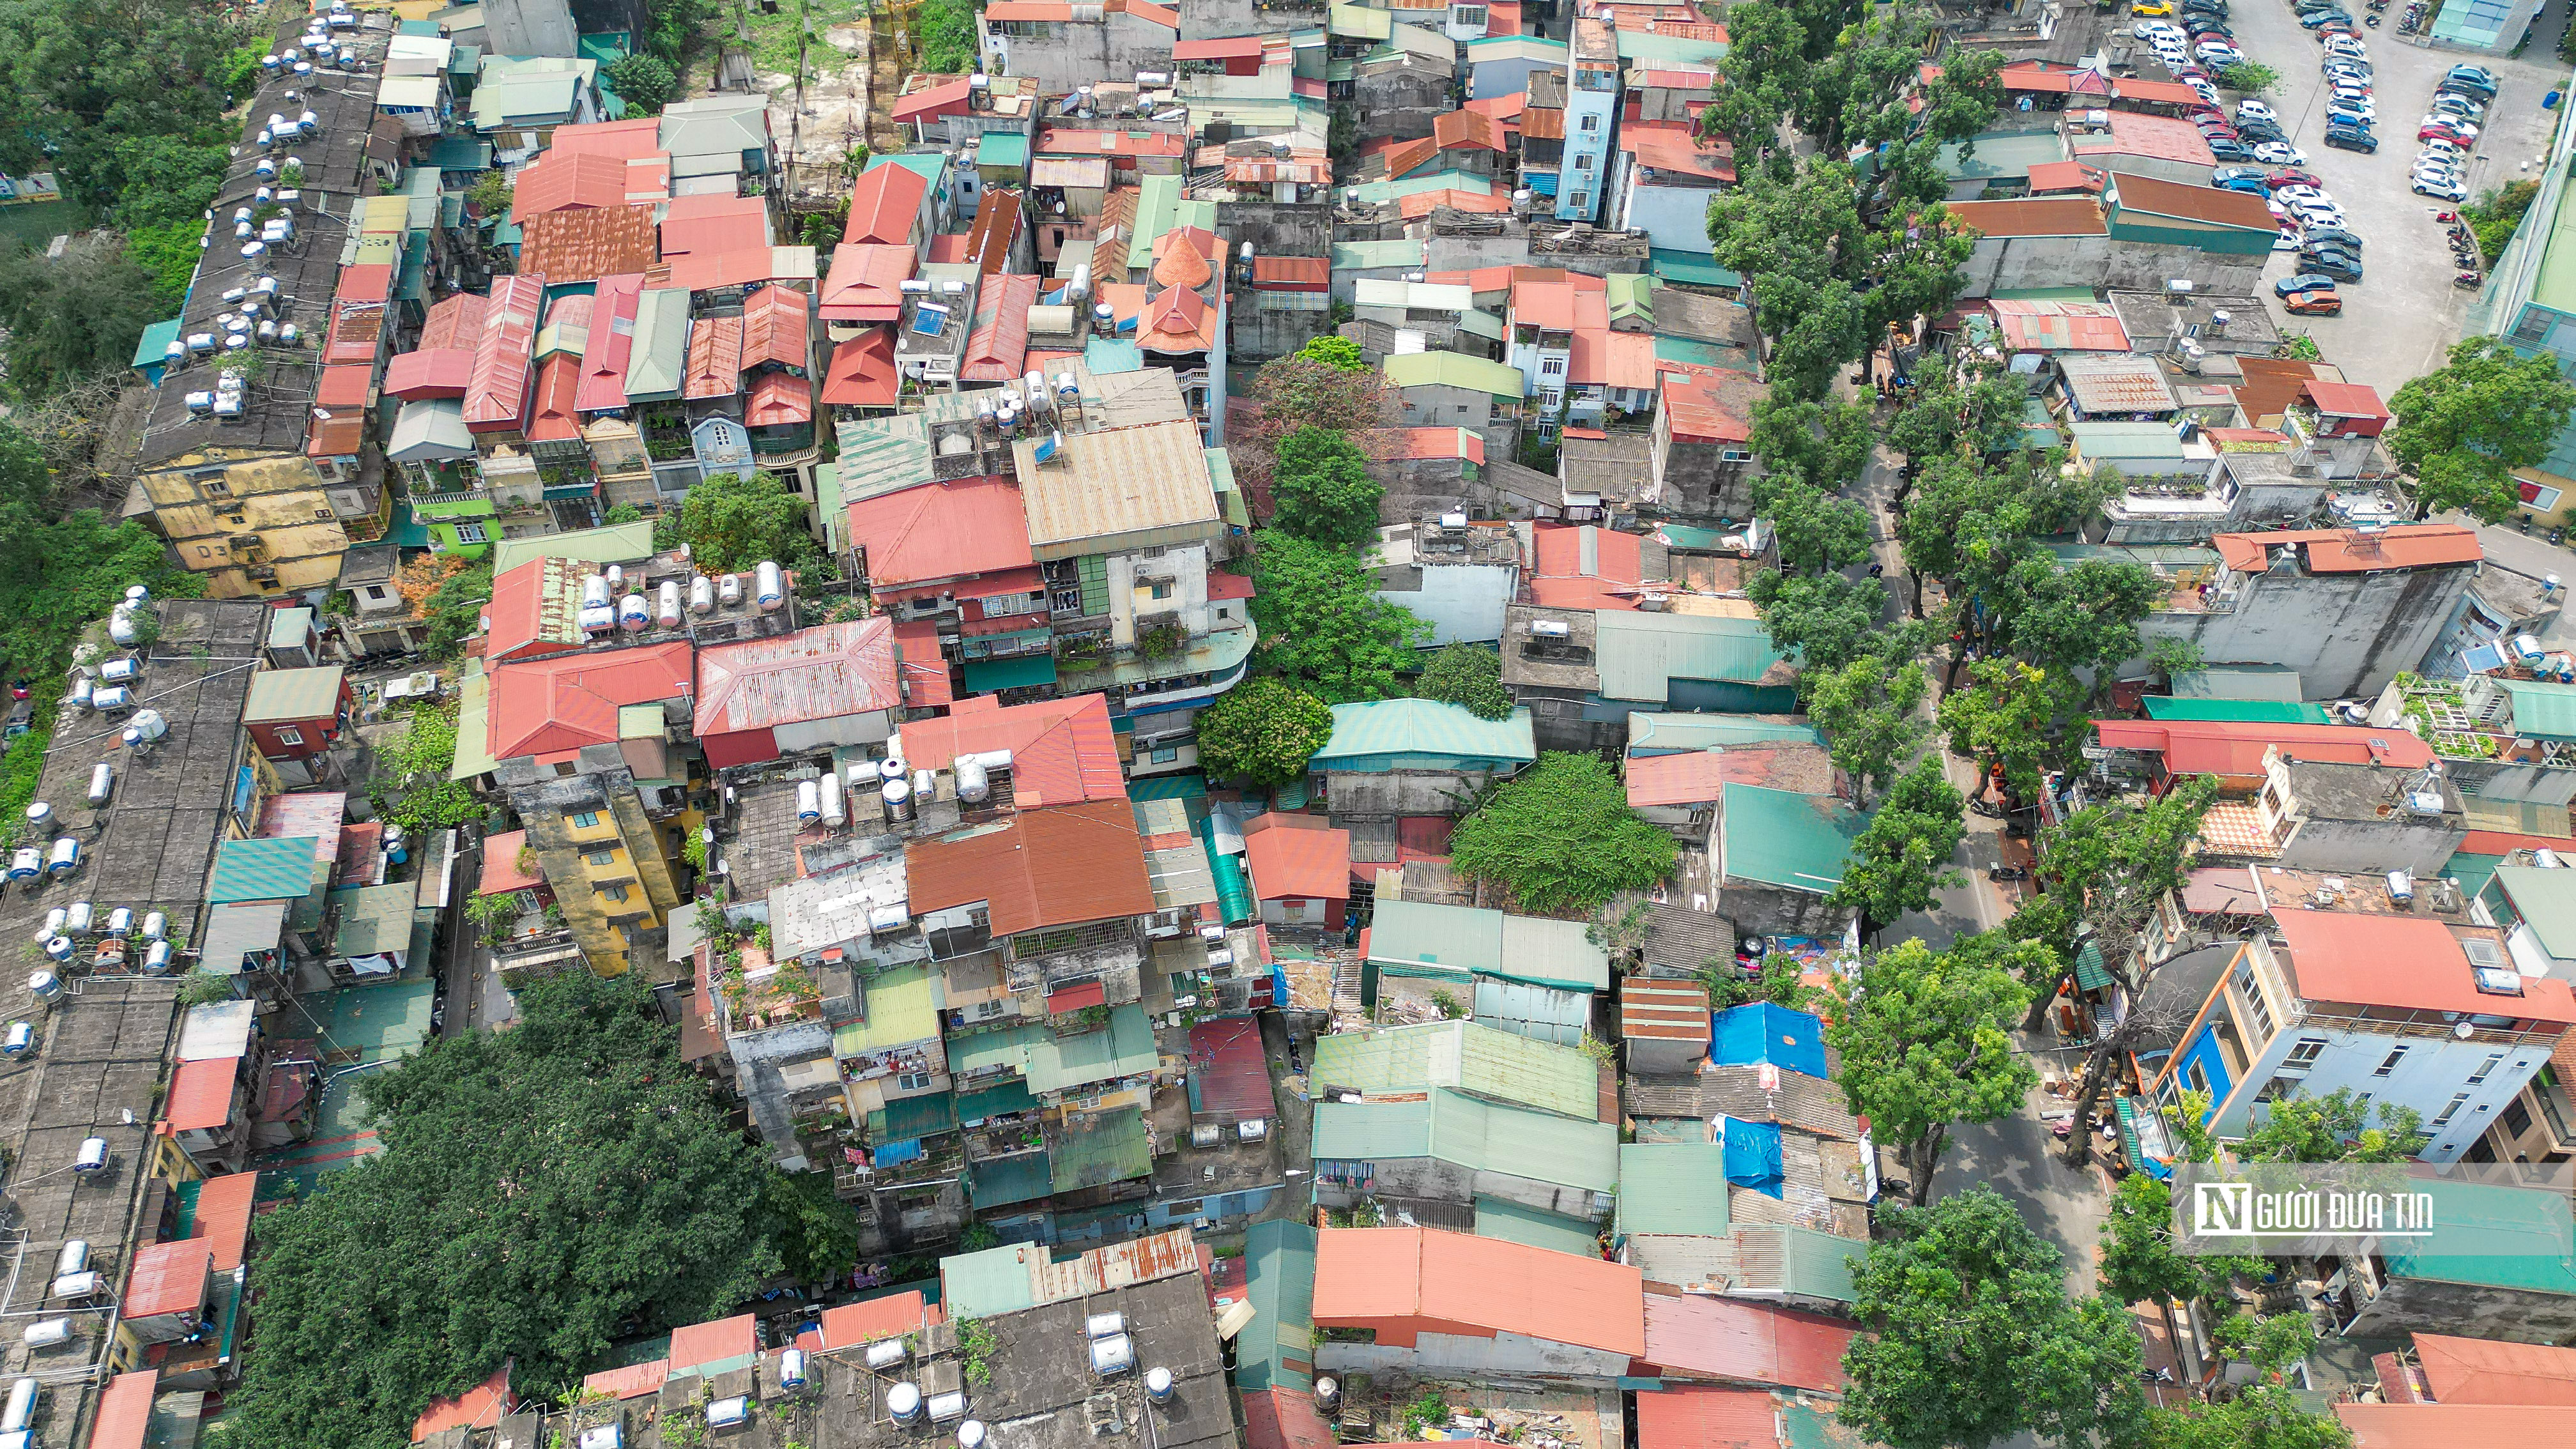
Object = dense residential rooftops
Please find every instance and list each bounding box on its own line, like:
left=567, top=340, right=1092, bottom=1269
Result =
left=1310, top=1019, right=1601, bottom=1120
left=905, top=799, right=1156, bottom=933
left=895, top=694, right=1126, bottom=808
left=1312, top=1227, right=1644, bottom=1354
left=694, top=620, right=901, bottom=738
left=1310, top=1089, right=1620, bottom=1190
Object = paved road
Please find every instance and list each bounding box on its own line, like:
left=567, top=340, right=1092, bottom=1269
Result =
left=2225, top=0, right=2570, bottom=394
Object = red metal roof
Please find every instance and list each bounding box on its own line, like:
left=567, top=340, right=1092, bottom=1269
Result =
left=892, top=618, right=956, bottom=708
left=512, top=150, right=631, bottom=221
left=962, top=273, right=1041, bottom=381
left=550, top=117, right=664, bottom=160
left=1434, top=108, right=1508, bottom=153
left=1639, top=1292, right=1851, bottom=1394
left=2212, top=524, right=2482, bottom=574
left=2338, top=1403, right=2575, bottom=1446
left=413, top=1365, right=514, bottom=1442
left=849, top=476, right=1034, bottom=589
left=518, top=204, right=659, bottom=286
left=967, top=190, right=1022, bottom=276
left=1988, top=298, right=2131, bottom=352
left=740, top=284, right=811, bottom=372
left=2411, top=1332, right=2576, bottom=1404
left=1173, top=34, right=1267, bottom=57
left=2115, top=77, right=2206, bottom=105
left=2110, top=169, right=2274, bottom=231
left=192, top=1168, right=262, bottom=1272
left=822, top=328, right=900, bottom=407
left=123, top=1240, right=211, bottom=1320
left=891, top=77, right=974, bottom=121
left=1399, top=188, right=1513, bottom=219
left=2090, top=718, right=2434, bottom=777
left=1530, top=523, right=1647, bottom=610
left=1125, top=0, right=1177, bottom=28
left=163, top=1056, right=237, bottom=1132
left=486, top=642, right=695, bottom=761
left=2025, top=160, right=2110, bottom=194
left=1242, top=816, right=1353, bottom=901
left=385, top=347, right=475, bottom=401
left=898, top=693, right=1124, bottom=807
left=576, top=273, right=645, bottom=413
left=668, top=1314, right=759, bottom=1373
left=526, top=352, right=583, bottom=442
left=1367, top=427, right=1485, bottom=463
left=1634, top=1386, right=1778, bottom=1449
left=323, top=270, right=392, bottom=366
left=2273, top=908, right=2576, bottom=1022
left=1243, top=1388, right=1335, bottom=1449
left=479, top=829, right=546, bottom=894
left=89, top=1372, right=158, bottom=1449
left=905, top=799, right=1157, bottom=935
left=1312, top=1227, right=1647, bottom=1357
left=846, top=163, right=928, bottom=246
left=682, top=317, right=746, bottom=401
left=814, top=1291, right=939, bottom=1349
left=1379, top=135, right=1439, bottom=181
left=1190, top=1016, right=1276, bottom=1119
left=1037, top=128, right=1190, bottom=160
left=463, top=275, right=545, bottom=432
left=820, top=243, right=918, bottom=322
left=2304, top=379, right=2391, bottom=420
left=1622, top=123, right=1736, bottom=181
left=1659, top=371, right=1751, bottom=442
left=696, top=618, right=901, bottom=740
left=663, top=207, right=773, bottom=258
left=2462, top=829, right=2576, bottom=855
left=1207, top=571, right=1255, bottom=602
left=1940, top=197, right=2107, bottom=238
left=582, top=1359, right=670, bottom=1401
left=1250, top=255, right=1330, bottom=291
left=746, top=372, right=811, bottom=427
left=666, top=247, right=790, bottom=293
left=1046, top=979, right=1108, bottom=1013
left=316, top=362, right=374, bottom=410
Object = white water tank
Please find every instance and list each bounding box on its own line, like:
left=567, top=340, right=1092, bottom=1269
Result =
left=98, top=657, right=140, bottom=684
left=657, top=580, right=684, bottom=628
left=141, top=912, right=165, bottom=942
left=618, top=594, right=650, bottom=632
left=24, top=802, right=51, bottom=833
left=122, top=709, right=169, bottom=747
left=62, top=903, right=91, bottom=937
left=6, top=849, right=37, bottom=882
left=797, top=779, right=820, bottom=824
left=45, top=839, right=79, bottom=877
left=1146, top=1367, right=1175, bottom=1403
left=879, top=755, right=908, bottom=781
left=756, top=562, right=786, bottom=611
left=90, top=686, right=131, bottom=713
left=21, top=1319, right=70, bottom=1350
left=689, top=576, right=716, bottom=615
left=86, top=763, right=112, bottom=808
left=582, top=575, right=612, bottom=610
left=143, top=940, right=173, bottom=974
left=606, top=564, right=625, bottom=592
left=26, top=972, right=58, bottom=1004
left=883, top=778, right=914, bottom=823
left=104, top=908, right=132, bottom=939
left=819, top=770, right=846, bottom=827
left=889, top=1384, right=924, bottom=1424
left=34, top=908, right=62, bottom=942
left=719, top=573, right=744, bottom=607
left=39, top=939, right=68, bottom=963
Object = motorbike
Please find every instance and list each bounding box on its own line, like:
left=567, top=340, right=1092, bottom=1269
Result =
left=2366, top=13, right=2380, bottom=24
left=1988, top=865, right=2031, bottom=882
left=2552, top=526, right=2566, bottom=546
left=1968, top=797, right=2007, bottom=819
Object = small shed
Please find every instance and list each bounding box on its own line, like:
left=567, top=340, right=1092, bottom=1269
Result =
left=1240, top=814, right=1353, bottom=930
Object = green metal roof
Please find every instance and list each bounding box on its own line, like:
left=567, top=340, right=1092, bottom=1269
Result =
left=450, top=664, right=498, bottom=782
left=1594, top=611, right=1791, bottom=702
left=2450, top=852, right=2508, bottom=903
left=1606, top=273, right=1652, bottom=327
left=2141, top=696, right=2333, bottom=723
left=328, top=882, right=418, bottom=958
left=1238, top=1219, right=1318, bottom=1392
left=1935, top=130, right=2067, bottom=182
left=2494, top=865, right=2576, bottom=960
left=2381, top=1176, right=2576, bottom=1294
left=244, top=666, right=344, bottom=724
left=1719, top=783, right=1867, bottom=894
left=1309, top=699, right=1536, bottom=769
left=1310, top=1087, right=1619, bottom=1193
left=1365, top=898, right=1610, bottom=992
left=1333, top=238, right=1432, bottom=273
left=209, top=837, right=323, bottom=905
left=266, top=607, right=315, bottom=651
left=1615, top=1142, right=1731, bottom=1237
left=1341, top=171, right=1493, bottom=205
left=625, top=288, right=692, bottom=402
left=1383, top=348, right=1524, bottom=398
left=1648, top=249, right=1743, bottom=289
left=1049, top=1105, right=1152, bottom=1192
left=1474, top=1196, right=1600, bottom=1255
left=962, top=654, right=1058, bottom=693
left=1329, top=2, right=1392, bottom=38
left=868, top=152, right=946, bottom=184
left=946, top=1003, right=1158, bottom=1096
left=833, top=964, right=942, bottom=1055
left=134, top=318, right=182, bottom=372
left=2501, top=677, right=2576, bottom=741
left=2074, top=940, right=2112, bottom=992
left=976, top=132, right=1029, bottom=169
left=1128, top=172, right=1217, bottom=272
left=1627, top=712, right=1821, bottom=753
left=967, top=1149, right=1054, bottom=1211
left=427, top=135, right=491, bottom=172
left=871, top=1091, right=956, bottom=1141
left=1310, top=1020, right=1599, bottom=1120
left=1731, top=1224, right=1860, bottom=1304
left=488, top=520, right=656, bottom=576
left=954, top=1078, right=1038, bottom=1123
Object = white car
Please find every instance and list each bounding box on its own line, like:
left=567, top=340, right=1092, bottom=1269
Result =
left=2325, top=39, right=2368, bottom=59
left=2197, top=42, right=2244, bottom=63
left=2133, top=18, right=2181, bottom=36
left=2274, top=185, right=2329, bottom=203
left=2237, top=99, right=2276, bottom=120
left=2253, top=142, right=2308, bottom=164
left=2274, top=227, right=2303, bottom=252
left=2415, top=175, right=2469, bottom=200
left=2327, top=101, right=2377, bottom=123
left=2422, top=115, right=2481, bottom=140
left=2292, top=206, right=2349, bottom=231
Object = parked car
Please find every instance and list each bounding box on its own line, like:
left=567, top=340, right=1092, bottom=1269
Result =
left=2299, top=7, right=2351, bottom=24
left=2283, top=291, right=2343, bottom=316
left=2212, top=165, right=2269, bottom=183
left=2421, top=119, right=2478, bottom=144
left=2133, top=0, right=2175, bottom=12
left=2133, top=17, right=2181, bottom=35
left=2275, top=272, right=2338, bottom=296
left=2208, top=138, right=2257, bottom=161
left=2325, top=102, right=2376, bottom=125
left=2421, top=138, right=2468, bottom=160
left=2299, top=249, right=2363, bottom=281
left=2420, top=115, right=2480, bottom=141
left=2431, top=93, right=2485, bottom=118
left=2302, top=226, right=2363, bottom=251
left=2274, top=227, right=2303, bottom=252
left=2235, top=99, right=2276, bottom=121
left=2441, top=64, right=2499, bottom=98
left=2324, top=125, right=2378, bottom=152
left=2288, top=203, right=2349, bottom=229
left=2254, top=143, right=2308, bottom=165
left=2266, top=167, right=2321, bottom=187
left=2239, top=119, right=2288, bottom=143
left=2325, top=38, right=2369, bottom=57
left=2414, top=174, right=2469, bottom=200
left=2216, top=174, right=2269, bottom=195
left=2274, top=184, right=2329, bottom=203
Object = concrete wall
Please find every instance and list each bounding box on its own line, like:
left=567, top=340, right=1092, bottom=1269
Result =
left=2275, top=816, right=2464, bottom=879
left=2345, top=1275, right=2576, bottom=1346
left=1181, top=0, right=1326, bottom=39
left=1354, top=72, right=1451, bottom=142
left=1234, top=299, right=1331, bottom=360
left=1317, top=1154, right=1606, bottom=1220
left=1959, top=234, right=2268, bottom=300
left=1425, top=232, right=1534, bottom=277
left=1322, top=769, right=1504, bottom=816
left=1614, top=169, right=1722, bottom=256
left=1219, top=200, right=1333, bottom=261
left=1373, top=561, right=1517, bottom=643
left=2135, top=562, right=2475, bottom=699
left=1716, top=880, right=1849, bottom=940
left=1317, top=1333, right=1632, bottom=1382
left=983, top=17, right=1175, bottom=100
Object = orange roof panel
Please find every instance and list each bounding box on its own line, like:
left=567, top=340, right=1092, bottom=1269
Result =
left=2090, top=718, right=2435, bottom=777
left=192, top=1169, right=261, bottom=1272
left=668, top=1314, right=758, bottom=1372
left=2273, top=908, right=2576, bottom=1022
left=1634, top=1386, right=1778, bottom=1449
left=123, top=1240, right=211, bottom=1319
left=905, top=799, right=1156, bottom=935
left=820, top=243, right=918, bottom=323
left=822, top=327, right=900, bottom=406
left=893, top=618, right=956, bottom=708
left=478, top=829, right=546, bottom=894
left=846, top=163, right=929, bottom=246
left=486, top=641, right=694, bottom=760
left=2338, top=1404, right=2576, bottom=1447
left=164, top=1057, right=238, bottom=1133
left=2412, top=1332, right=2576, bottom=1405
left=898, top=694, right=1125, bottom=808
left=816, top=1290, right=940, bottom=1349
left=695, top=618, right=901, bottom=740
left=848, top=475, right=1034, bottom=590
left=1639, top=1292, right=1851, bottom=1393
left=412, top=1365, right=514, bottom=1441
left=2212, top=524, right=2481, bottom=574
left=1241, top=816, right=1354, bottom=900
left=1311, top=1227, right=1646, bottom=1357
left=89, top=1372, right=158, bottom=1449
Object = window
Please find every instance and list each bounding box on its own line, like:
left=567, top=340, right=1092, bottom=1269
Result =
left=600, top=884, right=631, bottom=903
left=2469, top=1052, right=2507, bottom=1085
left=2281, top=1038, right=2326, bottom=1073
left=362, top=585, right=388, bottom=601
left=1148, top=581, right=1172, bottom=601
left=2373, top=1046, right=2409, bottom=1077
left=2234, top=963, right=2274, bottom=1039
left=2504, top=1098, right=2534, bottom=1137
left=2434, top=1092, right=2472, bottom=1127
left=1579, top=112, right=1600, bottom=130
left=1150, top=747, right=1180, bottom=764
left=896, top=1071, right=935, bottom=1091
left=553, top=760, right=578, bottom=776
left=1452, top=2, right=1487, bottom=22
left=585, top=849, right=617, bottom=866
left=1540, top=356, right=1566, bottom=376
left=454, top=522, right=489, bottom=544
left=1570, top=192, right=1591, bottom=212
left=2188, top=1060, right=2211, bottom=1096
left=2515, top=307, right=2553, bottom=343
left=203, top=480, right=230, bottom=496
left=569, top=811, right=601, bottom=829
left=1574, top=152, right=1595, bottom=171
left=275, top=726, right=304, bottom=747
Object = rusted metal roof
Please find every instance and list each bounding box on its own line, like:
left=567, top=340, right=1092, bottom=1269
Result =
left=1620, top=979, right=1712, bottom=1042
left=517, top=203, right=659, bottom=286
left=463, top=274, right=545, bottom=431
left=739, top=284, right=811, bottom=372
left=681, top=316, right=745, bottom=400
left=905, top=799, right=1155, bottom=935
left=745, top=372, right=811, bottom=426
left=695, top=617, right=900, bottom=739
left=1639, top=1292, right=1851, bottom=1393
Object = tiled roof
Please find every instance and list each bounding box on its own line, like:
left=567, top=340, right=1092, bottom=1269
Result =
left=695, top=618, right=901, bottom=739
left=516, top=203, right=659, bottom=285
left=905, top=799, right=1156, bottom=934
left=1434, top=107, right=1506, bottom=153
left=897, top=693, right=1125, bottom=806
left=821, top=327, right=899, bottom=406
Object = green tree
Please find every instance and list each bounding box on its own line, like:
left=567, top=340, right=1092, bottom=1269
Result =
left=0, top=0, right=247, bottom=215
left=607, top=52, right=679, bottom=113
left=1293, top=335, right=1368, bottom=372
left=916, top=0, right=978, bottom=73
left=2387, top=337, right=2576, bottom=522
left=2005, top=557, right=2166, bottom=686
left=1749, top=572, right=1889, bottom=675
left=1828, top=758, right=1966, bottom=937
left=2218, top=59, right=2281, bottom=94
left=2142, top=1385, right=2352, bottom=1449
left=1827, top=935, right=2038, bottom=1202
left=2237, top=1087, right=2429, bottom=1162
left=1842, top=1188, right=2147, bottom=1449
left=664, top=473, right=821, bottom=576
left=604, top=502, right=646, bottom=525
left=124, top=219, right=206, bottom=309
left=1414, top=643, right=1512, bottom=720
left=759, top=1169, right=862, bottom=1284
left=1452, top=753, right=1678, bottom=916
left=1193, top=677, right=1335, bottom=786
left=1938, top=657, right=2074, bottom=802
left=2100, top=1173, right=2258, bottom=1308
left=221, top=973, right=797, bottom=1449
left=1700, top=954, right=1815, bottom=1012
left=367, top=703, right=484, bottom=834
left=1755, top=477, right=1876, bottom=574
left=1248, top=535, right=1428, bottom=701
left=0, top=237, right=165, bottom=397
left=1804, top=654, right=1930, bottom=806
left=0, top=424, right=203, bottom=682
left=1270, top=425, right=1384, bottom=549
left=1745, top=394, right=1876, bottom=494
left=421, top=564, right=494, bottom=661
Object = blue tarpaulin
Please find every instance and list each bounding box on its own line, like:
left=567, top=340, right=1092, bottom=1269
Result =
left=1717, top=1117, right=1783, bottom=1198
left=1710, top=1002, right=1829, bottom=1080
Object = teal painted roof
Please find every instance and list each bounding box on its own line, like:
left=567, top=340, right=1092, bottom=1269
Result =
left=1474, top=1196, right=1600, bottom=1254
left=966, top=1150, right=1055, bottom=1211
left=1719, top=783, right=1867, bottom=894
left=872, top=1091, right=956, bottom=1140
left=954, top=1078, right=1038, bottom=1122
left=1649, top=249, right=1742, bottom=289
left=1311, top=1089, right=1618, bottom=1193
left=962, top=653, right=1057, bottom=693
left=1367, top=898, right=1609, bottom=990
left=1310, top=1019, right=1599, bottom=1120
left=1594, top=610, right=1793, bottom=702
left=2381, top=1176, right=2576, bottom=1294
left=329, top=882, right=418, bottom=957
left=1341, top=171, right=1493, bottom=205
left=1085, top=337, right=1144, bottom=374
left=1627, top=712, right=1821, bottom=753
left=946, top=1003, right=1157, bottom=1096
left=2499, top=677, right=2576, bottom=741
left=1731, top=1224, right=1860, bottom=1303
left=2141, top=696, right=2333, bottom=723
left=977, top=132, right=1029, bottom=169
left=1049, top=1104, right=1151, bottom=1192
left=1238, top=1220, right=1318, bottom=1392
left=209, top=836, right=323, bottom=905
left=1615, top=1142, right=1732, bottom=1237
left=2494, top=865, right=2576, bottom=960
left=867, top=152, right=947, bottom=184
left=134, top=318, right=182, bottom=372
left=2170, top=665, right=2304, bottom=702
left=427, top=135, right=491, bottom=172
left=1310, top=699, right=1536, bottom=767
left=2074, top=940, right=2112, bottom=992
left=1333, top=238, right=1431, bottom=273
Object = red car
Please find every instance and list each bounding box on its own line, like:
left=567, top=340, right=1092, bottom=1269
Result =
left=2267, top=168, right=2322, bottom=187
left=2421, top=121, right=2475, bottom=142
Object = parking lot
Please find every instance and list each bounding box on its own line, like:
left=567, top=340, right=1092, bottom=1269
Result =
left=2216, top=1, right=2570, bottom=392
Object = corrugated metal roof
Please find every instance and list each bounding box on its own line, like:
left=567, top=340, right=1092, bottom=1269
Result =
left=1618, top=1142, right=1733, bottom=1237
left=1049, top=1103, right=1152, bottom=1192
left=945, top=1000, right=1160, bottom=1096
left=1243, top=817, right=1352, bottom=902
left=907, top=801, right=1154, bottom=937
left=1473, top=1196, right=1600, bottom=1255
left=1310, top=699, right=1536, bottom=767
left=244, top=665, right=345, bottom=724
left=1719, top=784, right=1866, bottom=894
left=88, top=1372, right=158, bottom=1449
left=1621, top=979, right=1712, bottom=1043
left=1640, top=1292, right=1851, bottom=1392
left=1634, top=1387, right=1779, bottom=1449
left=1239, top=1220, right=1319, bottom=1391
left=1311, top=1087, right=1619, bottom=1190
left=1311, top=1226, right=1646, bottom=1356
left=2337, top=1404, right=2576, bottom=1446
left=1310, top=1020, right=1598, bottom=1120
left=209, top=836, right=323, bottom=905
left=1595, top=611, right=1793, bottom=702
left=2499, top=678, right=2576, bottom=740
left=695, top=617, right=901, bottom=739
left=1013, top=418, right=1220, bottom=558
left=898, top=694, right=1124, bottom=808
left=463, top=275, right=546, bottom=429
left=2142, top=696, right=2332, bottom=723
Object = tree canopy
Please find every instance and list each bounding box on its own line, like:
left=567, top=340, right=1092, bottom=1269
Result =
left=2100, top=1172, right=2258, bottom=1310
left=1248, top=535, right=1427, bottom=702
left=0, top=422, right=203, bottom=683
left=1841, top=1188, right=2147, bottom=1449
left=1803, top=655, right=1930, bottom=806
left=916, top=0, right=977, bottom=73
left=1938, top=657, right=2074, bottom=802
left=2387, top=336, right=2576, bottom=522
left=1451, top=752, right=1678, bottom=916
left=1414, top=643, right=1513, bottom=720
left=1827, top=933, right=2037, bottom=1202
left=1193, top=677, right=1335, bottom=786
left=223, top=973, right=832, bottom=1449
left=607, top=52, right=679, bottom=113
left=2237, top=1086, right=2428, bottom=1162
left=656, top=472, right=823, bottom=576
left=1269, top=425, right=1386, bottom=549
left=1828, top=758, right=1966, bottom=936
left=1294, top=334, right=1369, bottom=371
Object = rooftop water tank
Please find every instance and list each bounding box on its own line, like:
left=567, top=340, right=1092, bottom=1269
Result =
left=20, top=1320, right=70, bottom=1351
left=889, top=1384, right=924, bottom=1424
left=123, top=709, right=169, bottom=747
left=26, top=972, right=58, bottom=1004
left=86, top=763, right=113, bottom=808
left=719, top=573, right=744, bottom=608
left=6, top=850, right=37, bottom=882
left=618, top=594, right=650, bottom=632
left=819, top=770, right=846, bottom=827
left=690, top=576, right=716, bottom=616
left=657, top=580, right=683, bottom=629
left=141, top=912, right=165, bottom=942
left=98, top=657, right=139, bottom=684
left=0, top=1022, right=31, bottom=1059
left=582, top=575, right=611, bottom=611
left=142, top=940, right=174, bottom=975
left=797, top=779, right=820, bottom=824
left=36, top=908, right=62, bottom=942
left=45, top=839, right=79, bottom=877
left=104, top=908, right=132, bottom=939
left=62, top=903, right=90, bottom=937
left=756, top=562, right=786, bottom=612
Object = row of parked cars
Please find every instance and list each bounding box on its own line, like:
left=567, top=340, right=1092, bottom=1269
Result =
left=2411, top=65, right=2499, bottom=203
